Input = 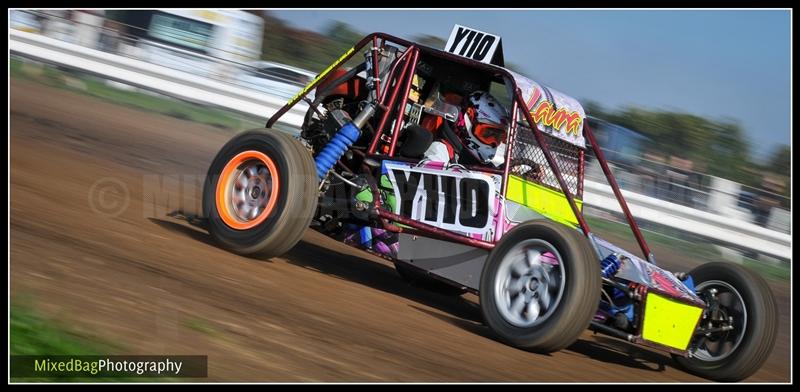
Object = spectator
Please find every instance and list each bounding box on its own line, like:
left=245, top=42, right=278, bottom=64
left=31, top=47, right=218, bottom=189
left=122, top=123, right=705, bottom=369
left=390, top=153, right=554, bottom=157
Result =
left=666, top=155, right=694, bottom=206
left=639, top=150, right=666, bottom=197
left=752, top=175, right=785, bottom=227
left=74, top=10, right=105, bottom=48
left=98, top=19, right=123, bottom=54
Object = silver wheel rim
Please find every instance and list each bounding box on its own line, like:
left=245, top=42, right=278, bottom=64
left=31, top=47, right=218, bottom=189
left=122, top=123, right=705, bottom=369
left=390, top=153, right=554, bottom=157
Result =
left=690, top=280, right=748, bottom=362
left=226, top=160, right=273, bottom=223
left=493, top=239, right=565, bottom=328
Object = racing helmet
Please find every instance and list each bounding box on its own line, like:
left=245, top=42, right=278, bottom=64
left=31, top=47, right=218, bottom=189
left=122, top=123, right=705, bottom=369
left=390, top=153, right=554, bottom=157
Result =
left=461, top=91, right=510, bottom=164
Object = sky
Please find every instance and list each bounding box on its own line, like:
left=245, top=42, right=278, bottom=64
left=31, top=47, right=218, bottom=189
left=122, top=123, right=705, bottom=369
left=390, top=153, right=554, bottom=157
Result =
left=272, top=9, right=791, bottom=162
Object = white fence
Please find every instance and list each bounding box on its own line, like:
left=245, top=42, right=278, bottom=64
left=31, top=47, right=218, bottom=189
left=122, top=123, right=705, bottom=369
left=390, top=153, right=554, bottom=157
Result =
left=583, top=181, right=790, bottom=260
left=9, top=29, right=308, bottom=127
left=10, top=29, right=791, bottom=261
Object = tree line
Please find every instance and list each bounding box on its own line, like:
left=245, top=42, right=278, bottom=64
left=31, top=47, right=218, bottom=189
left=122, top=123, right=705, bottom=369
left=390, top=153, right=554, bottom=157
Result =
left=584, top=101, right=789, bottom=196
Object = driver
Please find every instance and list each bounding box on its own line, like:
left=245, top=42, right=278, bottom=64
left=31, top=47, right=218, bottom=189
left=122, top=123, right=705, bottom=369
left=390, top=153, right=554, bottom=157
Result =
left=420, top=90, right=511, bottom=168
left=457, top=91, right=510, bottom=167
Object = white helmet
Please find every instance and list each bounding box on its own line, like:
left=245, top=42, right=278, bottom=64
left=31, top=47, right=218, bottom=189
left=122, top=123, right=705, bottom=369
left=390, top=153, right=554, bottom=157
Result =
left=461, top=91, right=510, bottom=164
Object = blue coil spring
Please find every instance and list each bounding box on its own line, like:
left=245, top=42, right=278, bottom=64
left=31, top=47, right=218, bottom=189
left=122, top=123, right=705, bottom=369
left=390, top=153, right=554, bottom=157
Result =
left=315, top=122, right=361, bottom=181
left=600, top=253, right=622, bottom=278
left=359, top=226, right=373, bottom=248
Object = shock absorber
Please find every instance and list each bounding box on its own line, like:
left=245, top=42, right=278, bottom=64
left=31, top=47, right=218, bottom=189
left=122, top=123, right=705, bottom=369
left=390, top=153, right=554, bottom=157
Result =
left=600, top=253, right=623, bottom=279
left=315, top=104, right=376, bottom=181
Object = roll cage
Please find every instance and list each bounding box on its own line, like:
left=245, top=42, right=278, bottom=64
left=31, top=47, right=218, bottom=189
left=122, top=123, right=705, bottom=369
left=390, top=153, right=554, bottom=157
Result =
left=266, top=32, right=656, bottom=265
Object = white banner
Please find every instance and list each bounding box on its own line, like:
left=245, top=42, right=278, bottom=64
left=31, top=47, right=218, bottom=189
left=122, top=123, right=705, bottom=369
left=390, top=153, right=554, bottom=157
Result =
left=511, top=70, right=586, bottom=148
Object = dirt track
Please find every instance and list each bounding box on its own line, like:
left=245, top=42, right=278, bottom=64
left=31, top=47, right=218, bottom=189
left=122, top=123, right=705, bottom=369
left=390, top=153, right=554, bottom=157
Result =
left=10, top=79, right=791, bottom=382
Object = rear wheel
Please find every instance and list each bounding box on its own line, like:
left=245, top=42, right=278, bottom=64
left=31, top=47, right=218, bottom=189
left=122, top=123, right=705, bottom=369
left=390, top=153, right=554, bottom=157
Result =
left=479, top=220, right=600, bottom=352
left=673, top=262, right=778, bottom=381
left=203, top=129, right=318, bottom=257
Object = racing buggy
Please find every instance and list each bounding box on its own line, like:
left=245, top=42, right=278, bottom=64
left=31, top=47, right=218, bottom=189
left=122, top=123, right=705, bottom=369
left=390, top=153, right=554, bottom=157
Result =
left=202, top=26, right=778, bottom=381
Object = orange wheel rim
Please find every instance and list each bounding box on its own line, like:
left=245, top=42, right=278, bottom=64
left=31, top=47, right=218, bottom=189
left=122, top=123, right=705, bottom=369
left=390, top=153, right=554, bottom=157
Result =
left=215, top=150, right=280, bottom=230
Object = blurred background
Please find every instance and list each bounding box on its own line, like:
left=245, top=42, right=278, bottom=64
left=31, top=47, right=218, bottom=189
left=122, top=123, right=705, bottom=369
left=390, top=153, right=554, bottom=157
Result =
left=11, top=9, right=790, bottom=225
left=11, top=8, right=790, bottom=244
left=9, top=9, right=791, bottom=381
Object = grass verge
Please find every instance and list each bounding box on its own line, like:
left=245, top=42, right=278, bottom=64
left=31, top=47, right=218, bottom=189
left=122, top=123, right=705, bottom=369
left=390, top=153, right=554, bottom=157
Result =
left=10, top=300, right=183, bottom=382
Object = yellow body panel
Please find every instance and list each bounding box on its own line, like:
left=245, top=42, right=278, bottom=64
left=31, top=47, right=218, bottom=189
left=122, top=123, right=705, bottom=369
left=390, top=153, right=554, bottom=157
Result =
left=505, top=175, right=582, bottom=227
left=642, top=292, right=704, bottom=350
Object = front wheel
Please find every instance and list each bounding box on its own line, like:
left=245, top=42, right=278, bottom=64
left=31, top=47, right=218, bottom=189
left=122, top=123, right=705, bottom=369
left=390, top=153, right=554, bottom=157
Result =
left=479, top=220, right=600, bottom=352
left=673, top=262, right=778, bottom=382
left=202, top=129, right=318, bottom=258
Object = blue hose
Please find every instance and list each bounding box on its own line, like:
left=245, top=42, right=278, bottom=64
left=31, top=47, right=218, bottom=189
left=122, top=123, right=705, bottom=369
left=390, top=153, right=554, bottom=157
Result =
left=315, top=122, right=361, bottom=181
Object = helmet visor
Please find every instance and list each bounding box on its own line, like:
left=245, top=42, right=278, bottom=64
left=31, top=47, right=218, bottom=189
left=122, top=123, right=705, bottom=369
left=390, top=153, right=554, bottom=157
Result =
left=473, top=123, right=507, bottom=146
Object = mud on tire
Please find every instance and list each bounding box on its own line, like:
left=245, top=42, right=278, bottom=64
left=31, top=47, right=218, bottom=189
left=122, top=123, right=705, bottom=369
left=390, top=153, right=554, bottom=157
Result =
left=203, top=129, right=318, bottom=258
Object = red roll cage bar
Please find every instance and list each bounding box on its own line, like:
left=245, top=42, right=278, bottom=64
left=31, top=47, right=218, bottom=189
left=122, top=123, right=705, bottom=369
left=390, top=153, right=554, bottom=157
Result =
left=266, top=32, right=655, bottom=263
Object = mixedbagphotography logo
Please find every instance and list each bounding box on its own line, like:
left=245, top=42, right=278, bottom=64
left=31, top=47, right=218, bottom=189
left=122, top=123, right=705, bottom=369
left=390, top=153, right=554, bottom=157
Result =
left=88, top=177, right=131, bottom=218
left=10, top=355, right=208, bottom=378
